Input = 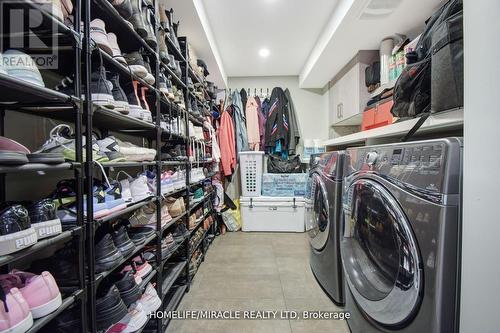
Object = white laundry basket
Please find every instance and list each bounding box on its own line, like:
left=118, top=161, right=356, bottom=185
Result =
left=239, top=151, right=264, bottom=197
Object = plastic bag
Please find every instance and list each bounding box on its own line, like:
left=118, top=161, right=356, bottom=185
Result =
left=221, top=199, right=241, bottom=232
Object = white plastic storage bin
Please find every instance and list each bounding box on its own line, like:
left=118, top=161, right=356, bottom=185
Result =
left=240, top=196, right=305, bottom=232
left=239, top=151, right=264, bottom=197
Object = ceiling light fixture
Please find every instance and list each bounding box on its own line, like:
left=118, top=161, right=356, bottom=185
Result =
left=259, top=48, right=270, bottom=58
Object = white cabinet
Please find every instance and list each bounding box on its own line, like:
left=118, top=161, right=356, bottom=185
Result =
left=329, top=51, right=378, bottom=127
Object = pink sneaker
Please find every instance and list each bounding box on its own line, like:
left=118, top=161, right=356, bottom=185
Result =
left=8, top=271, right=62, bottom=319
left=0, top=288, right=33, bottom=333
left=131, top=256, right=152, bottom=279
left=120, top=265, right=143, bottom=285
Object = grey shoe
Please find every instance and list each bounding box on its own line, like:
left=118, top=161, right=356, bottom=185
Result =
left=128, top=0, right=147, bottom=37
left=3, top=50, right=45, bottom=87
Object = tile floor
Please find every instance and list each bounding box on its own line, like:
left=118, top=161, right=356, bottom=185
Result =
left=167, top=232, right=350, bottom=333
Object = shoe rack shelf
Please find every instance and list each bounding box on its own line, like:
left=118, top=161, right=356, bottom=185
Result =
left=0, top=0, right=219, bottom=330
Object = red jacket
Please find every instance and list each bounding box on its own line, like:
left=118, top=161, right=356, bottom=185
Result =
left=217, top=108, right=236, bottom=176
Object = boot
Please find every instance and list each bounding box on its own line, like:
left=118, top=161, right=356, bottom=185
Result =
left=159, top=30, right=169, bottom=64
left=142, top=7, right=157, bottom=48
left=159, top=3, right=168, bottom=30
left=128, top=0, right=147, bottom=37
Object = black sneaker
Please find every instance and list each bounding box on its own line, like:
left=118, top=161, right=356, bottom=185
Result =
left=96, top=285, right=128, bottom=331
left=0, top=205, right=37, bottom=256
left=128, top=232, right=145, bottom=246
left=95, top=234, right=124, bottom=273
left=49, top=305, right=82, bottom=333
left=123, top=51, right=148, bottom=78
left=128, top=227, right=155, bottom=239
left=112, top=226, right=136, bottom=258
left=27, top=199, right=62, bottom=240
left=128, top=0, right=147, bottom=37
left=107, top=71, right=130, bottom=114
left=90, top=65, right=115, bottom=109
left=172, top=223, right=189, bottom=243
left=161, top=144, right=187, bottom=161
left=30, top=246, right=80, bottom=286
left=113, top=271, right=141, bottom=307
left=113, top=0, right=132, bottom=20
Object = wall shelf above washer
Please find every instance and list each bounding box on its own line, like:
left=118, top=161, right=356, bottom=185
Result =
left=324, top=108, right=463, bottom=149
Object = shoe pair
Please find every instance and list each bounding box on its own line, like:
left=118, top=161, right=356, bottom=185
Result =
left=127, top=0, right=156, bottom=48
left=128, top=201, right=172, bottom=230
left=0, top=200, right=63, bottom=256
left=90, top=19, right=127, bottom=64
left=96, top=281, right=160, bottom=332
left=159, top=70, right=175, bottom=101
left=165, top=196, right=186, bottom=218
left=121, top=254, right=153, bottom=283
left=0, top=270, right=62, bottom=333
left=0, top=50, right=45, bottom=87
left=123, top=52, right=155, bottom=85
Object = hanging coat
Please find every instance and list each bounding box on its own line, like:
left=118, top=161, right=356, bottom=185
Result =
left=264, top=87, right=290, bottom=151
left=231, top=90, right=249, bottom=153
left=245, top=96, right=260, bottom=151
left=240, top=88, right=248, bottom=119
left=217, top=107, right=236, bottom=176
left=284, top=88, right=300, bottom=154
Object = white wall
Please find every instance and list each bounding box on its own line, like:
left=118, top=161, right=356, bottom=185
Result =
left=461, top=1, right=500, bottom=332
left=227, top=76, right=328, bottom=155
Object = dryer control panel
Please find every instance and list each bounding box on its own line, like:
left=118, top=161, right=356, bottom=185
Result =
left=345, top=138, right=462, bottom=196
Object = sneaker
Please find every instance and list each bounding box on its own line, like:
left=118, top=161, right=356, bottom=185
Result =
left=142, top=59, right=155, bottom=85
left=114, top=271, right=141, bottom=308
left=128, top=203, right=156, bottom=229
left=27, top=199, right=62, bottom=240
left=107, top=72, right=130, bottom=114
left=90, top=65, right=115, bottom=109
left=123, top=255, right=152, bottom=279
left=2, top=50, right=45, bottom=87
left=159, top=172, right=174, bottom=195
left=170, top=171, right=186, bottom=190
left=123, top=80, right=149, bottom=120
left=34, top=124, right=100, bottom=162
left=162, top=144, right=187, bottom=161
left=129, top=174, right=154, bottom=202
left=172, top=223, right=189, bottom=243
left=127, top=232, right=145, bottom=247
left=5, top=270, right=62, bottom=319
left=96, top=136, right=126, bottom=162
left=166, top=197, right=185, bottom=218
left=165, top=78, right=175, bottom=101
left=107, top=302, right=148, bottom=333
left=83, top=184, right=111, bottom=219
left=126, top=227, right=154, bottom=241
left=95, top=234, right=124, bottom=273
left=96, top=285, right=128, bottom=331
left=0, top=136, right=30, bottom=165
left=161, top=203, right=172, bottom=225
left=0, top=205, right=37, bottom=256
left=128, top=0, right=147, bottom=37
left=112, top=0, right=132, bottom=20
left=90, top=19, right=113, bottom=55
left=123, top=52, right=147, bottom=78
left=114, top=138, right=156, bottom=162
left=0, top=287, right=33, bottom=333
left=119, top=264, right=142, bottom=285
left=112, top=226, right=136, bottom=258
left=107, top=34, right=127, bottom=65
left=136, top=283, right=161, bottom=314
left=104, top=181, right=128, bottom=212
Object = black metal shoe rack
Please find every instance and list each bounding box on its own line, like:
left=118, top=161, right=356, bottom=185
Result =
left=0, top=0, right=218, bottom=332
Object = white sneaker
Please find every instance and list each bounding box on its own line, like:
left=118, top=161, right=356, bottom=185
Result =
left=137, top=283, right=161, bottom=314
left=129, top=175, right=154, bottom=202
left=119, top=178, right=133, bottom=203
left=107, top=302, right=148, bottom=333
left=115, top=139, right=156, bottom=162
left=90, top=19, right=113, bottom=55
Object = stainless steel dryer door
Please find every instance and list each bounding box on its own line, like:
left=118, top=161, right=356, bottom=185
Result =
left=306, top=173, right=330, bottom=250
left=341, top=178, right=422, bottom=327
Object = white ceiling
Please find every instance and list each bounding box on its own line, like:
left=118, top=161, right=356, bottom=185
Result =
left=201, top=0, right=339, bottom=77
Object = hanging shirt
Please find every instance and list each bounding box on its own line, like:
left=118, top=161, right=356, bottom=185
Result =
left=217, top=108, right=236, bottom=176
left=245, top=96, right=260, bottom=151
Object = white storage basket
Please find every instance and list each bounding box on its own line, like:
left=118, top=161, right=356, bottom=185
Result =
left=239, top=151, right=264, bottom=197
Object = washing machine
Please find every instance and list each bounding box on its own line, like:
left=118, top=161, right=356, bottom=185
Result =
left=341, top=138, right=462, bottom=333
left=305, top=151, right=345, bottom=305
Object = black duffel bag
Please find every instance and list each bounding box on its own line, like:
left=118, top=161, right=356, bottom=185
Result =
left=391, top=0, right=462, bottom=119
left=267, top=155, right=302, bottom=174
